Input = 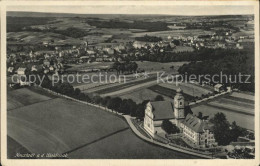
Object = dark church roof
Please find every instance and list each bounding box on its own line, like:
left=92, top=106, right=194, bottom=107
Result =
left=182, top=114, right=213, bottom=133
left=150, top=101, right=175, bottom=120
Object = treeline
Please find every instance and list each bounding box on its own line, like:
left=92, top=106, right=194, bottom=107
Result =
left=138, top=48, right=250, bottom=62
left=135, top=35, right=162, bottom=42
left=87, top=20, right=170, bottom=32
left=31, top=73, right=153, bottom=119
left=177, top=48, right=254, bottom=92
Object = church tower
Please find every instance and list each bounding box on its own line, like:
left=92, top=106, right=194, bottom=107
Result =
left=174, top=88, right=185, bottom=119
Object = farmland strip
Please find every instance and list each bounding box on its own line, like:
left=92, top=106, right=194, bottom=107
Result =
left=63, top=127, right=129, bottom=154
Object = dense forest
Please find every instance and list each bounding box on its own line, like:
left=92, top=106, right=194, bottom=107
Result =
left=177, top=49, right=254, bottom=92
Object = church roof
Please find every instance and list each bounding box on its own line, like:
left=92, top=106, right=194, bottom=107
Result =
left=150, top=101, right=175, bottom=120
left=182, top=114, right=213, bottom=133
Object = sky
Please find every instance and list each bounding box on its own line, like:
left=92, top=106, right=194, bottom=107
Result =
left=7, top=5, right=254, bottom=16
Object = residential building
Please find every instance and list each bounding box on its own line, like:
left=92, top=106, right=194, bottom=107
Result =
left=181, top=114, right=217, bottom=147
left=17, top=67, right=27, bottom=75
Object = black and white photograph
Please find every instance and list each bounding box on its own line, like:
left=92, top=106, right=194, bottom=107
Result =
left=1, top=1, right=259, bottom=165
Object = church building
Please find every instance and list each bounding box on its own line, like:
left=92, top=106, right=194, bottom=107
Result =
left=143, top=88, right=217, bottom=147
left=144, top=88, right=186, bottom=137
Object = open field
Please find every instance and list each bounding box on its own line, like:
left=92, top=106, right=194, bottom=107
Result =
left=116, top=88, right=172, bottom=104
left=136, top=61, right=188, bottom=73
left=191, top=91, right=254, bottom=130
left=192, top=104, right=254, bottom=131
left=230, top=92, right=254, bottom=101
left=95, top=76, right=157, bottom=95
left=68, top=128, right=199, bottom=159
left=67, top=62, right=114, bottom=72
left=8, top=97, right=129, bottom=154
left=7, top=136, right=34, bottom=159
left=7, top=31, right=83, bottom=45
left=7, top=88, right=54, bottom=110
left=7, top=88, right=200, bottom=159
left=130, top=29, right=214, bottom=39
left=171, top=46, right=194, bottom=52
left=159, top=82, right=212, bottom=97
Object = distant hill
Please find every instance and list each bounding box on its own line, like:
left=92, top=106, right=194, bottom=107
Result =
left=7, top=11, right=253, bottom=19
left=7, top=11, right=89, bottom=17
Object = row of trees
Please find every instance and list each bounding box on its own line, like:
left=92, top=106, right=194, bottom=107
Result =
left=137, top=48, right=248, bottom=62
left=112, top=61, right=138, bottom=75
left=33, top=74, right=171, bottom=119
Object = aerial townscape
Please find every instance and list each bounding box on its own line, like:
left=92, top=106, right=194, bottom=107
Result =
left=7, top=11, right=255, bottom=159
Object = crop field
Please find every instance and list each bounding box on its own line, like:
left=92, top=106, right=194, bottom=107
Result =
left=230, top=92, right=254, bottom=101
left=68, top=129, right=199, bottom=159
left=192, top=104, right=254, bottom=131
left=159, top=82, right=212, bottom=97
left=7, top=31, right=83, bottom=45
left=171, top=46, right=194, bottom=52
left=7, top=136, right=34, bottom=159
left=232, top=30, right=254, bottom=38
left=191, top=91, right=254, bottom=130
left=95, top=76, right=157, bottom=95
left=148, top=85, right=195, bottom=101
left=7, top=88, right=53, bottom=110
left=66, top=62, right=114, bottom=72
left=136, top=61, right=188, bottom=73
left=8, top=97, right=129, bottom=154
left=131, top=29, right=214, bottom=39
left=117, top=88, right=172, bottom=104
left=7, top=88, right=200, bottom=159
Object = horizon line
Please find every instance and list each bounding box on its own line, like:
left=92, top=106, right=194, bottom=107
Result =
left=7, top=11, right=254, bottom=17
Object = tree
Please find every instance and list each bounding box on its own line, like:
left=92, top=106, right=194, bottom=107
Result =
left=74, top=88, right=81, bottom=97
left=93, top=95, right=103, bottom=105
left=161, top=120, right=180, bottom=134
left=118, top=99, right=129, bottom=114
left=172, top=39, right=180, bottom=46
left=126, top=99, right=137, bottom=116
left=198, top=112, right=203, bottom=119
left=154, top=95, right=164, bottom=101
left=107, top=97, right=122, bottom=111
left=101, top=96, right=111, bottom=106
left=162, top=120, right=173, bottom=134
left=210, top=112, right=232, bottom=145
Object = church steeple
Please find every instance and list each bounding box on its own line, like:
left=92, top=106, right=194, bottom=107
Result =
left=174, top=87, right=185, bottom=119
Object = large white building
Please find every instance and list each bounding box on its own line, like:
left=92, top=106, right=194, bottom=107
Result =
left=143, top=88, right=217, bottom=147
left=144, top=88, right=186, bottom=137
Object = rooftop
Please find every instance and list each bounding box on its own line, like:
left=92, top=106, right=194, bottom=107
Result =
left=150, top=101, right=175, bottom=121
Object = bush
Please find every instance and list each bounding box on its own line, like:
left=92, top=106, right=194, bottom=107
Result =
left=161, top=120, right=180, bottom=134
